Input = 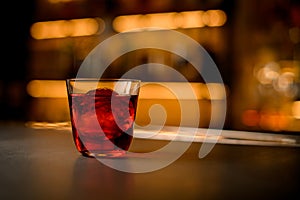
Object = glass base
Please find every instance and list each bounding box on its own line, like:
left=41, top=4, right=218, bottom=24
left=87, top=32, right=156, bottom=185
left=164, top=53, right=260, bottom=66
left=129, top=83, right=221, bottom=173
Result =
left=80, top=150, right=126, bottom=158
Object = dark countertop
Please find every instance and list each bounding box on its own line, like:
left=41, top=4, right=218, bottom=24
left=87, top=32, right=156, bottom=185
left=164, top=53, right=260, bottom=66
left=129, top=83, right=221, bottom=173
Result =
left=0, top=122, right=299, bottom=200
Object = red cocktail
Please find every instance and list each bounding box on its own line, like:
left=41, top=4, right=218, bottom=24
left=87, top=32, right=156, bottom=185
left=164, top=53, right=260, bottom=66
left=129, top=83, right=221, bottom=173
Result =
left=66, top=79, right=140, bottom=157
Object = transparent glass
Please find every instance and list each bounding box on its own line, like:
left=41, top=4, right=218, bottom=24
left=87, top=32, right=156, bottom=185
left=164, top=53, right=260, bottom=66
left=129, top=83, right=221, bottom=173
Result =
left=66, top=78, right=140, bottom=157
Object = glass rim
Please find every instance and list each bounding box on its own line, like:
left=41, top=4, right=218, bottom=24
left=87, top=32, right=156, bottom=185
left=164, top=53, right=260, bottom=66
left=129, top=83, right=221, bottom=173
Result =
left=66, top=78, right=141, bottom=83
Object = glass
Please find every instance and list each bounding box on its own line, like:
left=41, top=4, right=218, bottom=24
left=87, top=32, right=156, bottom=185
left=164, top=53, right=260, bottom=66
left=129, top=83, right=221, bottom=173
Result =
left=66, top=78, right=140, bottom=157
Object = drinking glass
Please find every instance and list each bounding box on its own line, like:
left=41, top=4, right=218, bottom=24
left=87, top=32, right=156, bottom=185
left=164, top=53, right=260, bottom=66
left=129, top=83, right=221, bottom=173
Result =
left=66, top=78, right=140, bottom=157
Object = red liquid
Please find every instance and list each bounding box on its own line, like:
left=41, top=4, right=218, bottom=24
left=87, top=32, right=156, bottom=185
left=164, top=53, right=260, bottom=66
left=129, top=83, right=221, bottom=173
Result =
left=68, top=88, right=138, bottom=157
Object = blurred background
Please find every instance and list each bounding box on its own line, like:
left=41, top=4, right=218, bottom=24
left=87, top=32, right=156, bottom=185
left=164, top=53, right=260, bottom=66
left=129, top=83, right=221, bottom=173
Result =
left=1, top=0, right=300, bottom=134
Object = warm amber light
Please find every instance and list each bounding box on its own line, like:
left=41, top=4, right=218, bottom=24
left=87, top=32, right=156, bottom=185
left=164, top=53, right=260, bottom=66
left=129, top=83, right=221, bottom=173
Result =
left=202, top=10, right=227, bottom=27
left=30, top=18, right=104, bottom=39
left=26, top=80, right=227, bottom=100
left=139, top=82, right=227, bottom=100
left=180, top=11, right=205, bottom=28
left=259, top=111, right=290, bottom=131
left=242, top=109, right=260, bottom=127
left=69, top=18, right=102, bottom=37
left=27, top=80, right=67, bottom=98
left=48, top=0, right=74, bottom=3
left=112, top=15, right=143, bottom=32
left=112, top=10, right=227, bottom=32
left=146, top=12, right=179, bottom=29
left=292, top=101, right=300, bottom=119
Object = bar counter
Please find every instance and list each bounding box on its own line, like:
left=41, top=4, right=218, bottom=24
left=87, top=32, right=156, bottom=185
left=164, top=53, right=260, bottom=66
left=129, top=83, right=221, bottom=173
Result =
left=0, top=122, right=299, bottom=199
